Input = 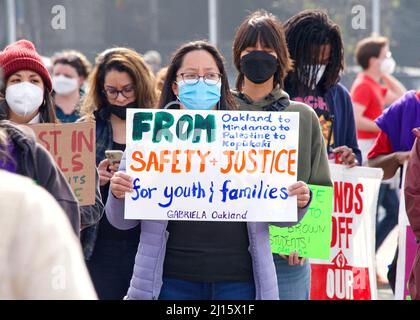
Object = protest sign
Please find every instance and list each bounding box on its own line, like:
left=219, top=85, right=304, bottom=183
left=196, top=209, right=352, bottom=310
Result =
left=29, top=122, right=96, bottom=206
left=270, top=184, right=333, bottom=259
left=310, top=164, right=383, bottom=300
left=125, top=109, right=299, bottom=222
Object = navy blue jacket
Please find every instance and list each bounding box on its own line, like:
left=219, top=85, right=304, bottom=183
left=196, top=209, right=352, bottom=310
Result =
left=325, top=83, right=362, bottom=165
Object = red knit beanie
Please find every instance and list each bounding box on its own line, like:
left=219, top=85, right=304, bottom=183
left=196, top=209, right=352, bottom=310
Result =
left=0, top=39, right=52, bottom=92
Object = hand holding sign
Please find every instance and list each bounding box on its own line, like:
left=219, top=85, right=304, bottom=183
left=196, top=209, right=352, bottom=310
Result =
left=279, top=252, right=307, bottom=266
left=332, top=146, right=357, bottom=168
left=288, top=181, right=310, bottom=208
left=111, top=171, right=133, bottom=199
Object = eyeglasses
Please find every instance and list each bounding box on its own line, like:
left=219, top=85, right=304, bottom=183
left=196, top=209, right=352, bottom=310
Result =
left=177, top=72, right=222, bottom=86
left=103, top=85, right=135, bottom=100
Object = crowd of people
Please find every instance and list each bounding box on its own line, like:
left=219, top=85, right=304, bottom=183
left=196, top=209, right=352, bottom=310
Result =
left=0, top=8, right=419, bottom=300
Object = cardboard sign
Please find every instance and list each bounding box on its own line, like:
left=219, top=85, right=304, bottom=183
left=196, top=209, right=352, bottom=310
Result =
left=270, top=184, right=333, bottom=259
left=310, top=164, right=383, bottom=300
left=125, top=109, right=299, bottom=222
left=29, top=122, right=96, bottom=206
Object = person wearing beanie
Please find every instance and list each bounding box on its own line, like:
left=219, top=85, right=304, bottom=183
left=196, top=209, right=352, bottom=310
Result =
left=0, top=41, right=104, bottom=248
left=0, top=39, right=57, bottom=123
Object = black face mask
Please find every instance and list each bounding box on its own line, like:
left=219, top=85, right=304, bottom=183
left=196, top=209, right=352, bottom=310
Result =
left=108, top=101, right=137, bottom=120
left=240, top=51, right=278, bottom=84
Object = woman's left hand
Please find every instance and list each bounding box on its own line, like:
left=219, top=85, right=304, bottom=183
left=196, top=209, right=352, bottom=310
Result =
left=279, top=252, right=307, bottom=266
left=288, top=181, right=310, bottom=208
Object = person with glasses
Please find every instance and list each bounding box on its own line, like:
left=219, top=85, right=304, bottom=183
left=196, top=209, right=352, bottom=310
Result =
left=105, top=40, right=312, bottom=300
left=80, top=47, right=156, bottom=299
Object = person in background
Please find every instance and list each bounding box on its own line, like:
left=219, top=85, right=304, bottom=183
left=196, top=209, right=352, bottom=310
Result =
left=231, top=10, right=332, bottom=300
left=284, top=9, right=360, bottom=167
left=51, top=50, right=92, bottom=123
left=0, top=168, right=97, bottom=300
left=404, top=127, right=420, bottom=300
left=51, top=50, right=103, bottom=251
left=143, top=49, right=162, bottom=75
left=351, top=36, right=406, bottom=162
left=368, top=89, right=420, bottom=179
left=154, top=66, right=168, bottom=97
left=367, top=88, right=420, bottom=292
left=41, top=55, right=53, bottom=75
left=80, top=47, right=156, bottom=299
left=351, top=36, right=406, bottom=287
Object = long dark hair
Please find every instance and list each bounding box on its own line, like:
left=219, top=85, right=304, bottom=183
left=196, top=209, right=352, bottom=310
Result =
left=158, top=40, right=236, bottom=110
left=284, top=9, right=344, bottom=94
left=232, top=10, right=293, bottom=91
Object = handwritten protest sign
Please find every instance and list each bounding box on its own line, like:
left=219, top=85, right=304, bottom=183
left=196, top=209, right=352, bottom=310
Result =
left=270, top=184, right=333, bottom=259
left=310, top=164, right=382, bottom=300
left=125, top=109, right=299, bottom=222
left=29, top=122, right=96, bottom=206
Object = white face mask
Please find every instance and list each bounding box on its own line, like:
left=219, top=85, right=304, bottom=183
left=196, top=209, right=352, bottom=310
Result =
left=52, top=75, right=79, bottom=95
left=5, top=82, right=44, bottom=117
left=301, top=65, right=327, bottom=89
left=380, top=57, right=396, bottom=75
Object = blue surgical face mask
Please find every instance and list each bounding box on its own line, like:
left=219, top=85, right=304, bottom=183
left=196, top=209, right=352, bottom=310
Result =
left=177, top=79, right=221, bottom=110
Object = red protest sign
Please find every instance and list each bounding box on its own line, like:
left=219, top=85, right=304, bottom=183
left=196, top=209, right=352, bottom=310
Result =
left=310, top=164, right=383, bottom=300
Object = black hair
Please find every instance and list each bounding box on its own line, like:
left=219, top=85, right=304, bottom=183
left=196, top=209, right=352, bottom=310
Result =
left=233, top=10, right=292, bottom=90
left=284, top=9, right=344, bottom=94
left=158, top=40, right=236, bottom=110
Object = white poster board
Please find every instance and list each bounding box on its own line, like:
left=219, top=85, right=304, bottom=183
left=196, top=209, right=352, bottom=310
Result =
left=125, top=109, right=299, bottom=222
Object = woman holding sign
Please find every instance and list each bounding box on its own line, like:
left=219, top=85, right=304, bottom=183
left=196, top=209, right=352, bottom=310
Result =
left=232, top=11, right=332, bottom=300
left=0, top=40, right=104, bottom=240
left=0, top=40, right=82, bottom=234
left=107, top=40, right=312, bottom=300
left=80, top=47, right=156, bottom=299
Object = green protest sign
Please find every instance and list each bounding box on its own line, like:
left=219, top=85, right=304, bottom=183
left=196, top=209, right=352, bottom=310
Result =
left=269, top=184, right=333, bottom=259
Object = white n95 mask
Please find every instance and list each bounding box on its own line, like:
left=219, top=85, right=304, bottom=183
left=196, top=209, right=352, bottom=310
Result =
left=5, top=82, right=44, bottom=117
left=52, top=75, right=78, bottom=95
left=381, top=56, right=396, bottom=75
